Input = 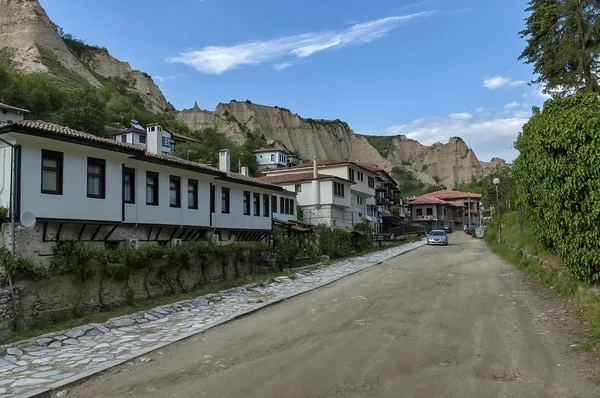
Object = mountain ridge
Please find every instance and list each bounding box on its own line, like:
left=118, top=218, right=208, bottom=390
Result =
left=0, top=0, right=506, bottom=188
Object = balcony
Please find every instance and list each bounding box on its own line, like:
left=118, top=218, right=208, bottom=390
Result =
left=413, top=215, right=437, bottom=221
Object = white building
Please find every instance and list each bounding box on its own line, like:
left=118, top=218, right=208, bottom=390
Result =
left=0, top=102, right=29, bottom=124
left=260, top=159, right=378, bottom=229
left=253, top=148, right=295, bottom=171
left=0, top=120, right=295, bottom=259
left=112, top=124, right=198, bottom=155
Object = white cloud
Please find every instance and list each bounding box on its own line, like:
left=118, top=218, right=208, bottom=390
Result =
left=448, top=112, right=473, bottom=120
left=153, top=75, right=176, bottom=82
left=369, top=106, right=532, bottom=162
left=483, top=75, right=526, bottom=90
left=273, top=62, right=293, bottom=71
left=475, top=107, right=486, bottom=113
left=167, top=12, right=435, bottom=74
left=503, top=101, right=519, bottom=109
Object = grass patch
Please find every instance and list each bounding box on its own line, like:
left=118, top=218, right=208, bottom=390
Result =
left=486, top=212, right=600, bottom=354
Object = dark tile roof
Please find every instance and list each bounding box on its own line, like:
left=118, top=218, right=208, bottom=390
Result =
left=252, top=147, right=290, bottom=154
left=407, top=196, right=449, bottom=205
left=0, top=120, right=281, bottom=190
left=269, top=159, right=377, bottom=175
left=0, top=102, right=30, bottom=113
left=258, top=172, right=355, bottom=185
left=421, top=190, right=482, bottom=200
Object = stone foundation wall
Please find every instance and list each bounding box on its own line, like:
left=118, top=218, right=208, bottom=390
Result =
left=302, top=205, right=354, bottom=229
left=0, top=223, right=273, bottom=341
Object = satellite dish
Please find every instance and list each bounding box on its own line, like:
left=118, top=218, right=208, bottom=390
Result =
left=20, top=212, right=36, bottom=228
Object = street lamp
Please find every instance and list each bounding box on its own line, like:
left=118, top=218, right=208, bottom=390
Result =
left=493, top=178, right=501, bottom=243
left=479, top=201, right=483, bottom=227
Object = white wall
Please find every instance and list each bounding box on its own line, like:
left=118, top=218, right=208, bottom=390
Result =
left=255, top=150, right=289, bottom=169
left=212, top=181, right=273, bottom=230
left=323, top=165, right=376, bottom=196
left=17, top=137, right=127, bottom=222
left=0, top=147, right=12, bottom=210
left=272, top=191, right=296, bottom=222
left=0, top=109, right=24, bottom=122
left=122, top=160, right=213, bottom=227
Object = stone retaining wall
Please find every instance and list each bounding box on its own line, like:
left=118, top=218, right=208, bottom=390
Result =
left=0, top=251, right=272, bottom=342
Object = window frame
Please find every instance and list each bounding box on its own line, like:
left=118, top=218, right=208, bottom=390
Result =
left=426, top=207, right=433, bottom=216
left=295, top=184, right=302, bottom=193
left=348, top=168, right=355, bottom=182
left=169, top=176, right=181, bottom=208
left=243, top=191, right=251, bottom=215
left=146, top=171, right=159, bottom=206
left=221, top=187, right=230, bottom=214
left=86, top=157, right=106, bottom=199
left=333, top=182, right=345, bottom=198
left=123, top=167, right=135, bottom=204
left=272, top=195, right=278, bottom=214
left=162, top=136, right=171, bottom=147
left=368, top=176, right=375, bottom=188
left=253, top=192, right=261, bottom=216
left=40, top=150, right=63, bottom=195
left=416, top=208, right=423, bottom=217
left=188, top=179, right=198, bottom=209
left=263, top=194, right=270, bottom=217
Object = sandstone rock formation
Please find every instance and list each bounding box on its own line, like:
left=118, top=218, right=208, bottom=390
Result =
left=80, top=50, right=172, bottom=112
left=0, top=0, right=99, bottom=85
left=178, top=101, right=505, bottom=188
left=0, top=0, right=171, bottom=112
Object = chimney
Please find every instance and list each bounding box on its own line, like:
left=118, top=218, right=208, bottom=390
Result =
left=146, top=124, right=163, bottom=155
left=219, top=149, right=231, bottom=174
left=241, top=166, right=249, bottom=176
left=312, top=156, right=320, bottom=206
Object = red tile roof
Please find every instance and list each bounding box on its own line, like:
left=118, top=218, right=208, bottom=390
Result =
left=258, top=172, right=354, bottom=185
left=252, top=147, right=290, bottom=154
left=408, top=196, right=449, bottom=205
left=423, top=190, right=482, bottom=200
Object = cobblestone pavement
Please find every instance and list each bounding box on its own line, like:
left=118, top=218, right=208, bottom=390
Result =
left=0, top=240, right=425, bottom=397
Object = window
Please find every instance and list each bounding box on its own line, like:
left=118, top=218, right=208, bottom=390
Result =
left=357, top=196, right=363, bottom=206
left=221, top=187, right=230, bottom=214
left=278, top=198, right=294, bottom=215
left=443, top=208, right=447, bottom=217
left=349, top=168, right=355, bottom=182
left=280, top=197, right=285, bottom=215
left=295, top=184, right=302, bottom=193
left=272, top=195, right=278, bottom=214
left=139, top=135, right=146, bottom=144
left=120, top=135, right=127, bottom=143
left=357, top=171, right=363, bottom=182
left=368, top=176, right=375, bottom=188
left=87, top=158, right=105, bottom=199
left=416, top=208, right=423, bottom=217
left=124, top=168, right=135, bottom=204
left=169, top=176, right=181, bottom=207
left=271, top=154, right=275, bottom=161
left=263, top=194, right=270, bottom=217
left=253, top=193, right=261, bottom=216
left=243, top=191, right=251, bottom=215
left=426, top=207, right=433, bottom=216
left=1, top=109, right=6, bottom=114
left=162, top=137, right=171, bottom=147
left=41, top=150, right=63, bottom=195
left=146, top=172, right=159, bottom=206
left=334, top=182, right=345, bottom=198
left=188, top=179, right=198, bottom=209
left=210, top=185, right=215, bottom=212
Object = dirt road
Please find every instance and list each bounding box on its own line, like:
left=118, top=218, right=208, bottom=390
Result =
left=60, top=234, right=599, bottom=397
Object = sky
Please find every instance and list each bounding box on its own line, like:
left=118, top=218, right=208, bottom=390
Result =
left=39, top=0, right=548, bottom=162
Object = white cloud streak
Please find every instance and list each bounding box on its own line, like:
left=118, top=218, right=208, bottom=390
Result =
left=273, top=62, right=293, bottom=71
left=368, top=106, right=532, bottom=162
left=153, top=75, right=176, bottom=82
left=483, top=75, right=526, bottom=89
left=167, top=12, right=435, bottom=74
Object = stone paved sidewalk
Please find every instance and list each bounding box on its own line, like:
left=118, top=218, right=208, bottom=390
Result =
left=0, top=240, right=425, bottom=397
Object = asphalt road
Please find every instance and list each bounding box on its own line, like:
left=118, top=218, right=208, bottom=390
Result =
left=61, top=233, right=600, bottom=398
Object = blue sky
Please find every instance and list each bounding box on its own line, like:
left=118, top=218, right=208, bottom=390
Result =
left=39, top=0, right=546, bottom=162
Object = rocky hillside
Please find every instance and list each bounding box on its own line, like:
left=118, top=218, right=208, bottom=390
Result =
left=178, top=101, right=505, bottom=188
left=0, top=0, right=171, bottom=112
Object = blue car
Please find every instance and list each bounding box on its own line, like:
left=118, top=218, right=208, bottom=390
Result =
left=427, top=230, right=448, bottom=246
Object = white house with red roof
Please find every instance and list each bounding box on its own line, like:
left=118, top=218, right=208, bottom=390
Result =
left=0, top=119, right=294, bottom=260
left=0, top=102, right=29, bottom=124
left=260, top=159, right=380, bottom=230
left=407, top=190, right=482, bottom=230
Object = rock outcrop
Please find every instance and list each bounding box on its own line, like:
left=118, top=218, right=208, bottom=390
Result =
left=0, top=0, right=171, bottom=112
left=0, top=0, right=99, bottom=85
left=178, top=101, right=504, bottom=187
left=80, top=50, right=172, bottom=112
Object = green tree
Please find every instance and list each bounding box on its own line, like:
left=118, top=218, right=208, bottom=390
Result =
left=512, top=92, right=600, bottom=282
left=60, top=88, right=106, bottom=135
left=519, top=0, right=600, bottom=95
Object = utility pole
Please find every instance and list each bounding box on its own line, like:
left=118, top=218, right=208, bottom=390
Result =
left=493, top=178, right=501, bottom=243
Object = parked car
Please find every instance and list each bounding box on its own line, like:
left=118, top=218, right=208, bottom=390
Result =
left=427, top=230, right=448, bottom=246
left=442, top=225, right=452, bottom=234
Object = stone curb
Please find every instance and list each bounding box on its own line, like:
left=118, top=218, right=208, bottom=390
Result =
left=16, top=240, right=426, bottom=398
